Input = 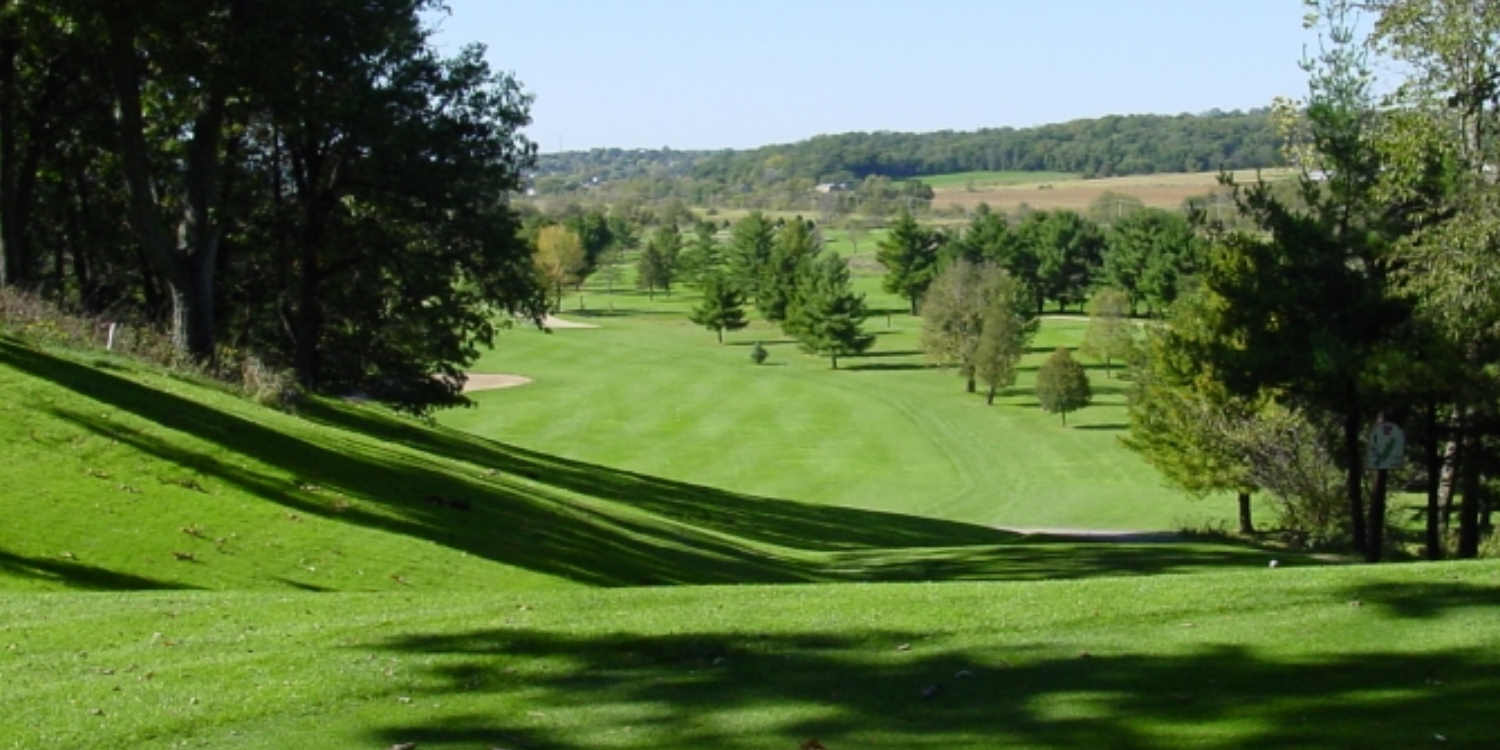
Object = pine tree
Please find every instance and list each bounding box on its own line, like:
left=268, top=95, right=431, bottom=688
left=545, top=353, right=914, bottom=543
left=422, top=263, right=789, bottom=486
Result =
left=788, top=254, right=873, bottom=369
left=876, top=210, right=940, bottom=314
left=688, top=273, right=748, bottom=343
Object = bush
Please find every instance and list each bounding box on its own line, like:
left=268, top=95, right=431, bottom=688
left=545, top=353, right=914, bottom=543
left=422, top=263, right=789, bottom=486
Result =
left=750, top=341, right=768, bottom=365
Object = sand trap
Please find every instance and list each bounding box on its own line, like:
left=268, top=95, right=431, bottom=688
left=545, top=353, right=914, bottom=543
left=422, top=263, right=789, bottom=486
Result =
left=543, top=314, right=598, bottom=329
left=462, top=373, right=533, bottom=392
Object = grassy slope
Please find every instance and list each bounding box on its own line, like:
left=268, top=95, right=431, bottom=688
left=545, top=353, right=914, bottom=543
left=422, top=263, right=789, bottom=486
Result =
left=4, top=560, right=1497, bottom=749
left=0, top=334, right=1295, bottom=593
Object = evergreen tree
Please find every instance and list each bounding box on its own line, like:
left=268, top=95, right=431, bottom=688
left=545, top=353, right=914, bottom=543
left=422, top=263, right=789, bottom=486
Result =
left=876, top=210, right=940, bottom=313
left=1036, top=347, right=1091, bottom=425
left=759, top=217, right=821, bottom=321
left=688, top=273, right=748, bottom=343
left=637, top=224, right=681, bottom=298
left=726, top=212, right=775, bottom=300
left=788, top=254, right=873, bottom=368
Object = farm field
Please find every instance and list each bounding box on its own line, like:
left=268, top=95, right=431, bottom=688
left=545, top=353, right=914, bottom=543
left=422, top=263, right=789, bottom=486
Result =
left=927, top=168, right=1298, bottom=214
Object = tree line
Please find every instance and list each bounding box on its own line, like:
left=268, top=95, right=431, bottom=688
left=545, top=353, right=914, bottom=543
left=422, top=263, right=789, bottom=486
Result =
left=532, top=109, right=1283, bottom=189
left=0, top=1, right=542, bottom=411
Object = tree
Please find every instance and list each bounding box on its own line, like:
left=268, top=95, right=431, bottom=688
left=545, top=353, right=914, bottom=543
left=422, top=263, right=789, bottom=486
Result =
left=972, top=276, right=1036, bottom=404
left=1366, top=0, right=1500, bottom=558
left=759, top=216, right=822, bottom=322
left=638, top=223, right=680, bottom=298
left=920, top=260, right=1032, bottom=393
left=688, top=272, right=748, bottom=343
left=1125, top=293, right=1264, bottom=534
left=1023, top=210, right=1104, bottom=312
left=1036, top=347, right=1091, bottom=425
left=726, top=212, right=775, bottom=300
left=595, top=245, right=625, bottom=294
left=788, top=253, right=873, bottom=368
left=876, top=210, right=940, bottom=314
left=679, top=220, right=721, bottom=285
left=535, top=225, right=586, bottom=311
left=1081, top=288, right=1135, bottom=376
left=1193, top=2, right=1412, bottom=557
left=1103, top=208, right=1201, bottom=315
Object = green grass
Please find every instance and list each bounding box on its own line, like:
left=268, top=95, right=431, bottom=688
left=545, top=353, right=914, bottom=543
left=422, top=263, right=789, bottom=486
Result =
left=451, top=279, right=1231, bottom=531
left=0, top=333, right=1312, bottom=593
left=917, top=170, right=1081, bottom=189
left=3, top=281, right=1495, bottom=748
left=4, top=560, right=1496, bottom=749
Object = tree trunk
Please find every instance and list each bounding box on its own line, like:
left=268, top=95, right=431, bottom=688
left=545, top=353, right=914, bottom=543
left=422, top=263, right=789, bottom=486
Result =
left=965, top=372, right=975, bottom=393
left=1458, top=420, right=1481, bottom=558
left=909, top=295, right=917, bottom=315
left=1238, top=491, right=1253, bottom=534
left=716, top=328, right=723, bottom=344
left=1343, top=397, right=1366, bottom=553
left=1425, top=402, right=1443, bottom=560
left=831, top=354, right=838, bottom=369
left=106, top=13, right=226, bottom=361
left=986, top=385, right=995, bottom=405
left=1366, top=468, right=1388, bottom=563
left=0, top=28, right=16, bottom=288
left=1439, top=437, right=1458, bottom=529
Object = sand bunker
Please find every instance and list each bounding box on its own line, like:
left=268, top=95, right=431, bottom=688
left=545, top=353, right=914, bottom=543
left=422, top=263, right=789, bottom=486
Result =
left=462, top=373, right=533, bottom=392
left=543, top=314, right=598, bottom=329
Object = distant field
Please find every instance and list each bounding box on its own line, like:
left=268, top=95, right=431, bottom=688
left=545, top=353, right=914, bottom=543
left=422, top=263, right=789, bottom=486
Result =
left=928, top=168, right=1298, bottom=213
left=918, top=170, right=1079, bottom=189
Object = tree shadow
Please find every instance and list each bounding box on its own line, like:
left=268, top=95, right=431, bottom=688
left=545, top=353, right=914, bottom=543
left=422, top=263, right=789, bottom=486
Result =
left=365, top=627, right=1500, bottom=749
left=0, top=548, right=197, bottom=591
left=842, top=362, right=940, bottom=372
left=1072, top=423, right=1130, bottom=431
left=1342, top=580, right=1500, bottom=619
left=726, top=339, right=796, bottom=347
left=853, top=349, right=923, bottom=358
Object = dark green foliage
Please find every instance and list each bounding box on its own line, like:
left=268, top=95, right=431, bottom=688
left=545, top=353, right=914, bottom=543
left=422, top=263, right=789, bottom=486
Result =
left=1036, top=347, right=1091, bottom=425
left=688, top=273, right=748, bottom=343
left=759, top=217, right=822, bottom=321
left=750, top=341, right=768, bottom=364
left=726, top=212, right=775, bottom=300
left=788, top=254, right=873, bottom=368
left=678, top=221, right=722, bottom=285
left=0, top=0, right=544, bottom=412
left=1017, top=210, right=1105, bottom=313
left=876, top=211, right=941, bottom=313
left=530, top=109, right=1283, bottom=189
left=1103, top=208, right=1203, bottom=315
left=637, top=224, right=681, bottom=298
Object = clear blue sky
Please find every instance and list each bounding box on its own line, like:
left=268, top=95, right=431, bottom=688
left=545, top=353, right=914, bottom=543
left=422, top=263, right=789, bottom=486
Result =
left=426, top=1, right=1321, bottom=153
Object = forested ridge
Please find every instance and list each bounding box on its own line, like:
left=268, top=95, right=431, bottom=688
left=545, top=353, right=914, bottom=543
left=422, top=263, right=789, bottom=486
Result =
left=533, top=108, right=1283, bottom=189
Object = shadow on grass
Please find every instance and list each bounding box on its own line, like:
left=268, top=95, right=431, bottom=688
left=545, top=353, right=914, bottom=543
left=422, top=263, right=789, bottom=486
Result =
left=366, top=626, right=1500, bottom=749
left=1, top=339, right=1312, bottom=589
left=0, top=548, right=197, bottom=590
left=1072, top=423, right=1129, bottom=431
left=853, top=349, right=923, bottom=358
left=842, top=362, right=940, bottom=372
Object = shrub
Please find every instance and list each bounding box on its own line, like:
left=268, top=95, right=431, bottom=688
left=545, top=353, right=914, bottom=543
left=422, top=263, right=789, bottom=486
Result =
left=750, top=341, right=768, bottom=365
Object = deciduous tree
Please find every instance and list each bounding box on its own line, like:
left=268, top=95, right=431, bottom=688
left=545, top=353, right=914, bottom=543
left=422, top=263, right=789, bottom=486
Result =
left=1036, top=347, right=1091, bottom=425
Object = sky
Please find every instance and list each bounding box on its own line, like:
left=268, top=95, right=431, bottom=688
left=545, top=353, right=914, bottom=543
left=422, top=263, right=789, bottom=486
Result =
left=425, top=1, right=1325, bottom=153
